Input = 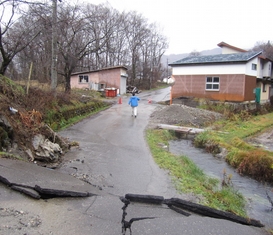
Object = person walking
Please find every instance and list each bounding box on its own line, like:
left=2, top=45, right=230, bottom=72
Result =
left=128, top=93, right=140, bottom=118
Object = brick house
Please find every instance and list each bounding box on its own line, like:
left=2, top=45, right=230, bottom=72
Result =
left=169, top=42, right=273, bottom=103
left=70, top=66, right=128, bottom=95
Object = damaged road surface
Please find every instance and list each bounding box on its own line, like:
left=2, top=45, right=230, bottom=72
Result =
left=0, top=158, right=101, bottom=199
left=0, top=88, right=271, bottom=235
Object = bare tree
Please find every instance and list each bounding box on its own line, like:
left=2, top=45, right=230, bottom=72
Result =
left=9, top=1, right=52, bottom=81
left=4, top=1, right=169, bottom=91
left=0, top=0, right=41, bottom=76
left=251, top=41, right=273, bottom=60
left=189, top=50, right=201, bottom=57
left=56, top=3, right=116, bottom=92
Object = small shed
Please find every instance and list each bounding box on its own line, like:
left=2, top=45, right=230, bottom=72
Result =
left=70, top=66, right=128, bottom=95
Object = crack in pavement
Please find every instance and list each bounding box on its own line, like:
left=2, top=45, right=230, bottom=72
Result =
left=120, top=196, right=156, bottom=235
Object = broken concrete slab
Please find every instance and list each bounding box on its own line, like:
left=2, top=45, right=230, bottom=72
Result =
left=125, top=193, right=164, bottom=204
left=122, top=194, right=264, bottom=228
left=10, top=185, right=41, bottom=199
left=164, top=198, right=264, bottom=228
left=0, top=158, right=101, bottom=199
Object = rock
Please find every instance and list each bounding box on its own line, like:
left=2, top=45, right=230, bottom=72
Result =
left=215, top=147, right=228, bottom=159
left=32, top=134, right=62, bottom=162
left=0, top=115, right=13, bottom=151
left=25, top=148, right=35, bottom=161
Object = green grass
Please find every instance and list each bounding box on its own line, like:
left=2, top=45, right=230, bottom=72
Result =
left=146, top=129, right=246, bottom=217
left=52, top=104, right=110, bottom=131
left=0, top=152, right=24, bottom=160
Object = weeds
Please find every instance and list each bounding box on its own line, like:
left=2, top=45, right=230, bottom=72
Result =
left=19, top=109, right=42, bottom=128
left=146, top=129, right=246, bottom=217
left=193, top=111, right=273, bottom=182
left=221, top=168, right=233, bottom=187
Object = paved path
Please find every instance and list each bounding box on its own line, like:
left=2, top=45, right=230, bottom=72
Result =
left=0, top=87, right=270, bottom=235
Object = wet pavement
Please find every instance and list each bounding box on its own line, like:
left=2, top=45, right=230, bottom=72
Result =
left=0, top=87, right=271, bottom=235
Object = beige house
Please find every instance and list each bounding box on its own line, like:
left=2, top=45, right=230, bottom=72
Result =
left=70, top=66, right=128, bottom=95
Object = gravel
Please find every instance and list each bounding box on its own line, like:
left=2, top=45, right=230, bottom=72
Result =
left=148, top=104, right=223, bottom=129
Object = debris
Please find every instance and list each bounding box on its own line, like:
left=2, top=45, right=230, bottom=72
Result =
left=126, top=86, right=141, bottom=94
left=157, top=123, right=204, bottom=134
left=32, top=134, right=62, bottom=162
left=9, top=107, right=18, bottom=114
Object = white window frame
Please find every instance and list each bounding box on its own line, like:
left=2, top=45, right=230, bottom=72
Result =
left=206, top=76, right=220, bottom=91
left=79, top=75, right=89, bottom=83
left=252, top=63, right=257, bottom=70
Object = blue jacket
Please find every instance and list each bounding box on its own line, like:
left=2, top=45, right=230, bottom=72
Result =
left=128, top=96, right=140, bottom=107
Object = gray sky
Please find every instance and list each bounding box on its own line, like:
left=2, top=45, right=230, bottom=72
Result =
left=81, top=0, right=272, bottom=55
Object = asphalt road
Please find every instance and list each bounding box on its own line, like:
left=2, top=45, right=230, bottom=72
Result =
left=0, top=87, right=270, bottom=235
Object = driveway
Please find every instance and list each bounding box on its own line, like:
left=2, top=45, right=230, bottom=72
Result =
left=0, top=87, right=269, bottom=235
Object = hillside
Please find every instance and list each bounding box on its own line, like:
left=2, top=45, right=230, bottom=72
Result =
left=0, top=76, right=109, bottom=167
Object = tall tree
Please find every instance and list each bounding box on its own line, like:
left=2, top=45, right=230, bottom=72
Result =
left=56, top=3, right=116, bottom=92
left=0, top=0, right=41, bottom=76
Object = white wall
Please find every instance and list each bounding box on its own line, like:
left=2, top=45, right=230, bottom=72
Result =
left=245, top=57, right=258, bottom=76
left=172, top=58, right=264, bottom=77
left=222, top=47, right=242, bottom=54
left=263, top=61, right=272, bottom=77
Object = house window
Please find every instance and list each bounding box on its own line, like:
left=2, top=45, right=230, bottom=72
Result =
left=252, top=63, right=257, bottom=70
left=262, top=83, right=266, bottom=92
left=79, top=75, right=89, bottom=83
left=206, top=77, right=219, bottom=91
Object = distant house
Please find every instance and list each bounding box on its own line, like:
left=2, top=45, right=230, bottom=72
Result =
left=169, top=42, right=273, bottom=103
left=70, top=66, right=128, bottom=95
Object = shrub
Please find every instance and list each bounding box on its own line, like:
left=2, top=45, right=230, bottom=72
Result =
left=237, top=153, right=273, bottom=181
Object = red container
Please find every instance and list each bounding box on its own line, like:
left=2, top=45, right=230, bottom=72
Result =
left=105, top=88, right=117, bottom=97
left=108, top=89, right=117, bottom=97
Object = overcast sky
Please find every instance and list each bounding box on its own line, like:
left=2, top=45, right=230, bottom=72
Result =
left=80, top=0, right=272, bottom=55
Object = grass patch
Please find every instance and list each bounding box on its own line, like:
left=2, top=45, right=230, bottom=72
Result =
left=46, top=103, right=110, bottom=131
left=0, top=152, right=24, bottom=160
left=146, top=129, right=246, bottom=217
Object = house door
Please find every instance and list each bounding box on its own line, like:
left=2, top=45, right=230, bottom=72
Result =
left=255, top=87, right=261, bottom=103
left=120, top=76, right=127, bottom=94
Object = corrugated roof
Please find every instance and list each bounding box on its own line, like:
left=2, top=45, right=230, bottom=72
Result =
left=170, top=51, right=262, bottom=66
left=72, top=66, right=128, bottom=76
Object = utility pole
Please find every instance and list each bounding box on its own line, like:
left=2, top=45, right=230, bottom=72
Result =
left=167, top=58, right=169, bottom=78
left=51, top=0, right=58, bottom=91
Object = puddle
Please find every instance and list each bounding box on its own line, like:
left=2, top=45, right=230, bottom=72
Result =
left=169, top=139, right=273, bottom=229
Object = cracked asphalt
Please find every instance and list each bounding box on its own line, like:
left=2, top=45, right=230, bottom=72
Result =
left=0, top=87, right=270, bottom=235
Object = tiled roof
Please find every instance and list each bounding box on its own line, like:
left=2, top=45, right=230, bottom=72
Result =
left=170, top=51, right=262, bottom=66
